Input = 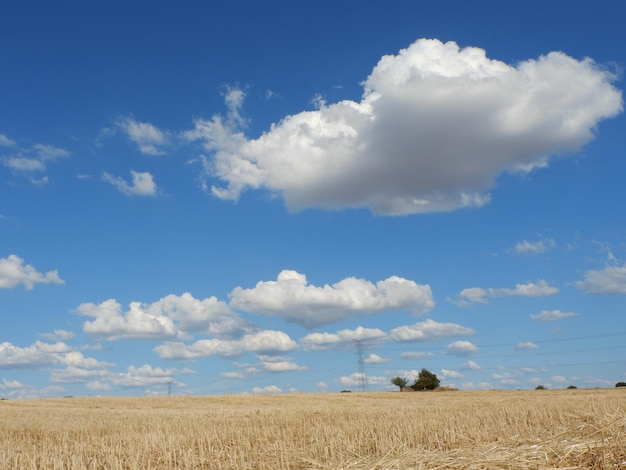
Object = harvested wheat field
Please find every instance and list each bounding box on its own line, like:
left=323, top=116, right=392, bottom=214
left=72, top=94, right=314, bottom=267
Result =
left=1, top=389, right=625, bottom=469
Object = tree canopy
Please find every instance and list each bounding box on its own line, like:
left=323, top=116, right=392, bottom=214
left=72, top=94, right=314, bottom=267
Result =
left=412, top=368, right=440, bottom=391
left=390, top=376, right=409, bottom=390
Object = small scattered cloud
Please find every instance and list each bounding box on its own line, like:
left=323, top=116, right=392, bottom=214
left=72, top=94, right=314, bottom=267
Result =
left=512, top=238, right=556, bottom=255
left=441, top=369, right=463, bottom=379
left=222, top=86, right=247, bottom=129
left=221, top=371, right=244, bottom=379
left=490, top=280, right=559, bottom=297
left=75, top=299, right=181, bottom=341
left=52, top=363, right=195, bottom=391
left=401, top=351, right=434, bottom=360
left=102, top=170, right=158, bottom=196
left=446, top=341, right=479, bottom=356
left=461, top=360, right=481, bottom=370
left=390, top=319, right=474, bottom=342
left=301, top=326, right=387, bottom=351
left=116, top=116, right=169, bottom=155
left=28, top=175, right=50, bottom=186
left=111, top=365, right=184, bottom=388
left=0, top=255, right=64, bottom=290
left=229, top=270, right=433, bottom=329
left=515, top=342, right=540, bottom=350
left=75, top=293, right=248, bottom=342
left=0, top=379, right=65, bottom=399
left=257, top=355, right=307, bottom=372
left=492, top=372, right=514, bottom=380
left=316, top=381, right=328, bottom=391
left=364, top=353, right=390, bottom=364
left=462, top=381, right=493, bottom=390
left=0, top=340, right=111, bottom=372
left=0, top=134, right=17, bottom=147
left=530, top=310, right=580, bottom=321
left=4, top=157, right=46, bottom=172
left=39, top=330, right=75, bottom=341
left=575, top=263, right=626, bottom=294
left=448, top=287, right=488, bottom=306
left=265, top=89, right=279, bottom=100
left=86, top=381, right=112, bottom=391
left=1, top=139, right=69, bottom=183
left=33, top=144, right=70, bottom=160
left=154, top=330, right=298, bottom=360
left=339, top=373, right=388, bottom=387
left=252, top=385, right=283, bottom=394
left=450, top=280, right=558, bottom=305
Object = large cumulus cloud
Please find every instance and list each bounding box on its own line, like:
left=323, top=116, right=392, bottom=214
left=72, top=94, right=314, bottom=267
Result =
left=185, top=38, right=622, bottom=215
left=229, top=270, right=434, bottom=328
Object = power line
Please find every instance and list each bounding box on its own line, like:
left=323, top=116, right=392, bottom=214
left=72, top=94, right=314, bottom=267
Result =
left=354, top=340, right=366, bottom=392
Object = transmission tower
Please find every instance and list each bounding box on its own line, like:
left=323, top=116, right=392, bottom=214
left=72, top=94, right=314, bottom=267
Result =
left=354, top=340, right=367, bottom=392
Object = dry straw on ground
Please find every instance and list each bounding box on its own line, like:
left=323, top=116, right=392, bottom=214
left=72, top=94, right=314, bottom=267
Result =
left=1, top=388, right=625, bottom=469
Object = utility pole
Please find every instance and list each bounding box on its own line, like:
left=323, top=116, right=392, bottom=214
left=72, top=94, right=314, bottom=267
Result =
left=354, top=340, right=366, bottom=392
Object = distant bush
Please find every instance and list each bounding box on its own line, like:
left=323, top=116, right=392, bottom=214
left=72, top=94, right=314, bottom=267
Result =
left=535, top=385, right=547, bottom=390
left=390, top=376, right=409, bottom=391
left=567, top=385, right=577, bottom=389
left=412, top=368, right=440, bottom=391
left=615, top=382, right=626, bottom=388
left=340, top=390, right=352, bottom=393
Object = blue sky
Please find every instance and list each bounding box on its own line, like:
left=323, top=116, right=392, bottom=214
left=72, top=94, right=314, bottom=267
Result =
left=1, top=0, right=625, bottom=398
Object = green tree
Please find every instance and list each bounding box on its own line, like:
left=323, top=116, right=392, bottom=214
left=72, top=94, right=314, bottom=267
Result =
left=390, top=376, right=409, bottom=390
left=412, top=368, right=440, bottom=391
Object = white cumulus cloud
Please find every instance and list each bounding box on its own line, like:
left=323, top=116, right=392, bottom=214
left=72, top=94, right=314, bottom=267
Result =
left=390, top=319, right=474, bottom=342
left=103, top=170, right=158, bottom=196
left=340, top=373, right=388, bottom=387
left=257, top=355, right=307, bottom=372
left=0, top=341, right=110, bottom=372
left=153, top=330, right=298, bottom=360
left=75, top=299, right=181, bottom=341
left=144, top=292, right=248, bottom=336
left=229, top=270, right=433, bottom=328
left=75, top=293, right=248, bottom=342
left=0, top=255, right=64, bottom=290
left=364, top=353, right=390, bottom=364
left=441, top=368, right=464, bottom=378
left=112, top=365, right=179, bottom=388
left=446, top=340, right=479, bottom=356
left=575, top=263, right=626, bottom=294
left=300, top=326, right=387, bottom=350
left=185, top=38, right=622, bottom=215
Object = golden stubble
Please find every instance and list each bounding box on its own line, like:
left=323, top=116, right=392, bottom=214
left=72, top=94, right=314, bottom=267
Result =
left=1, top=389, right=624, bottom=469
